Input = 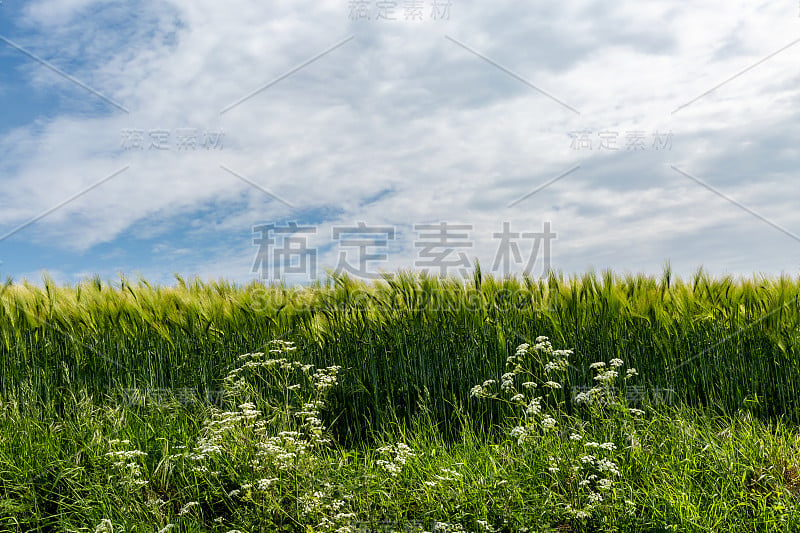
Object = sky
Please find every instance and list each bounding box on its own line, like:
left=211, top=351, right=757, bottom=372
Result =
left=0, top=0, right=799, bottom=286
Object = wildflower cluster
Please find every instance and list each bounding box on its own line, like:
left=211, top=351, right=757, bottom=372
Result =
left=375, top=442, right=416, bottom=477
left=471, top=336, right=641, bottom=528
left=165, top=340, right=355, bottom=530
left=104, top=439, right=148, bottom=490
left=546, top=433, right=627, bottom=521
left=189, top=346, right=339, bottom=468
left=574, top=356, right=639, bottom=412
left=473, top=336, right=573, bottom=444
left=272, top=480, right=356, bottom=532
left=183, top=403, right=263, bottom=475
left=223, top=342, right=311, bottom=400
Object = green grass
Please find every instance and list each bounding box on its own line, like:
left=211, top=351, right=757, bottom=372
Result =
left=1, top=268, right=799, bottom=438
left=3, top=337, right=800, bottom=532
left=2, top=269, right=800, bottom=530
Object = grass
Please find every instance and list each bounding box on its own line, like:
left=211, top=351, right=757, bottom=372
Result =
left=1, top=268, right=800, bottom=438
left=2, top=269, right=800, bottom=530
left=3, top=337, right=800, bottom=531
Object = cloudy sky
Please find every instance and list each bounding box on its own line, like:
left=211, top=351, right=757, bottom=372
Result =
left=0, top=0, right=798, bottom=286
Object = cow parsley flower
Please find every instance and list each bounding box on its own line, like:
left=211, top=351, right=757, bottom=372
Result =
left=525, top=397, right=541, bottom=416
left=588, top=492, right=603, bottom=503
left=594, top=370, right=618, bottom=383
left=510, top=426, right=527, bottom=445
left=179, top=501, right=199, bottom=516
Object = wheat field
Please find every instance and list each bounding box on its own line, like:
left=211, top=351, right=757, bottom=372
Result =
left=1, top=267, right=798, bottom=441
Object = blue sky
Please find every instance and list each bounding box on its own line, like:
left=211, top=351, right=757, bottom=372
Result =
left=0, top=0, right=799, bottom=286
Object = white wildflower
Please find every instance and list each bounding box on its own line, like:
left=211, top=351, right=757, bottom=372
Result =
left=179, top=501, right=200, bottom=516
left=94, top=519, right=114, bottom=533
left=594, top=370, right=618, bottom=383
left=574, top=392, right=591, bottom=404
left=509, top=426, right=527, bottom=445
left=597, top=478, right=614, bottom=491
left=525, top=397, right=541, bottom=416
left=257, top=478, right=279, bottom=490
left=597, top=457, right=619, bottom=476
left=541, top=416, right=556, bottom=430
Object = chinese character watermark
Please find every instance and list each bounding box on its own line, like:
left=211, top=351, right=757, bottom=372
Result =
left=120, top=387, right=226, bottom=407
left=348, top=0, right=452, bottom=21
left=332, top=222, right=396, bottom=280
left=252, top=222, right=318, bottom=281
left=414, top=222, right=473, bottom=278
left=250, top=221, right=559, bottom=283
left=121, top=128, right=224, bottom=151
left=568, top=130, right=673, bottom=151
left=570, top=385, right=675, bottom=405
left=491, top=221, right=555, bottom=278
left=350, top=519, right=430, bottom=532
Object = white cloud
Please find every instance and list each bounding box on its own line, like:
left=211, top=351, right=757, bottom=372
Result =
left=1, top=0, right=799, bottom=284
